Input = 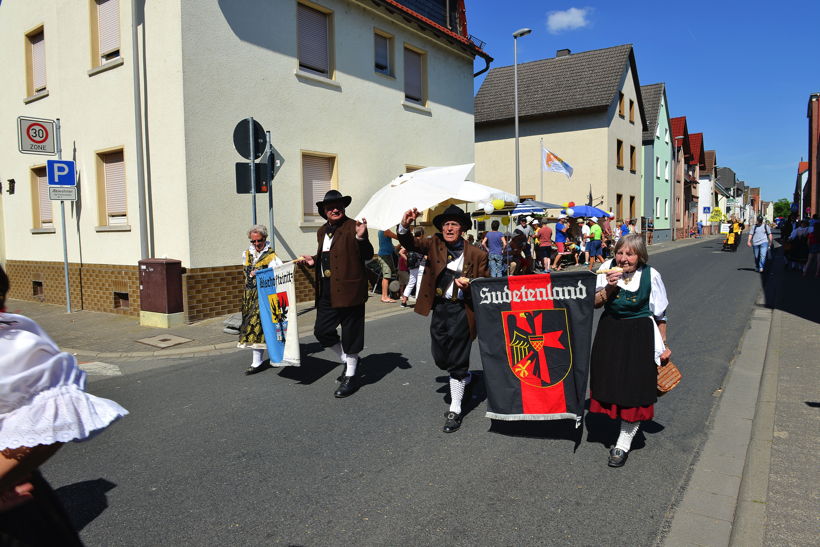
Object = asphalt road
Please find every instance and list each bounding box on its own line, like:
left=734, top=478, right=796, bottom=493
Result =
left=42, top=238, right=765, bottom=546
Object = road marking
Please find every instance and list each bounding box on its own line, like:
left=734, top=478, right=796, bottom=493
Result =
left=78, top=361, right=123, bottom=376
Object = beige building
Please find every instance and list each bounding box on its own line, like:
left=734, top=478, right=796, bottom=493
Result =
left=474, top=45, right=646, bottom=221
left=0, top=0, right=489, bottom=321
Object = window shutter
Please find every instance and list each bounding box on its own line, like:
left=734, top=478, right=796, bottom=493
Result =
left=404, top=48, right=422, bottom=101
left=37, top=170, right=53, bottom=226
left=103, top=151, right=127, bottom=221
left=374, top=34, right=389, bottom=72
left=302, top=155, right=333, bottom=216
left=298, top=4, right=329, bottom=75
left=31, top=32, right=46, bottom=91
left=97, top=0, right=120, bottom=58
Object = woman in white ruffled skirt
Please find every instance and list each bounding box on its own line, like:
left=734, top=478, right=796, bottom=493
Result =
left=0, top=265, right=128, bottom=545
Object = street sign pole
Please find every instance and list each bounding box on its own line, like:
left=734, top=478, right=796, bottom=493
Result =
left=56, top=119, right=71, bottom=313
left=248, top=117, right=257, bottom=225
left=266, top=131, right=274, bottom=252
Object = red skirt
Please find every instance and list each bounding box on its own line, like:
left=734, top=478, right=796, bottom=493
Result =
left=590, top=398, right=653, bottom=422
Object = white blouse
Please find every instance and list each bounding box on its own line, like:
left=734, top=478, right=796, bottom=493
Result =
left=0, top=313, right=128, bottom=450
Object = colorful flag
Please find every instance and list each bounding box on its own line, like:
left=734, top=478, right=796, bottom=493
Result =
left=542, top=146, right=573, bottom=179
left=256, top=262, right=300, bottom=366
left=471, top=272, right=596, bottom=423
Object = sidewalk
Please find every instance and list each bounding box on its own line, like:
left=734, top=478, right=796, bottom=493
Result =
left=664, top=243, right=819, bottom=546
left=8, top=234, right=720, bottom=359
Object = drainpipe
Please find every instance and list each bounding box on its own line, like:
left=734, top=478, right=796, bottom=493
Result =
left=131, top=0, right=149, bottom=259
left=473, top=55, right=491, bottom=78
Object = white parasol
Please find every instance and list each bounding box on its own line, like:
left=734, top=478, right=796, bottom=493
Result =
left=353, top=163, right=517, bottom=230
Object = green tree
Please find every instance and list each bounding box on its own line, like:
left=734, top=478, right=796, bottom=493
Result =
left=773, top=198, right=791, bottom=218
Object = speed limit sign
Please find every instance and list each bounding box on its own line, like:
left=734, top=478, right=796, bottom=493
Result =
left=18, top=116, right=56, bottom=155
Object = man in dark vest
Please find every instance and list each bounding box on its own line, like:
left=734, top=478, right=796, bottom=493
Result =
left=398, top=205, right=489, bottom=433
left=300, top=190, right=373, bottom=398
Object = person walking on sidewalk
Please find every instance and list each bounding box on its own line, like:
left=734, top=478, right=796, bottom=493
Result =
left=535, top=220, right=554, bottom=272
left=375, top=229, right=398, bottom=303
left=398, top=205, right=489, bottom=433
left=747, top=215, right=773, bottom=273
left=400, top=227, right=425, bottom=306
left=482, top=220, right=507, bottom=278
left=587, top=217, right=605, bottom=271
left=589, top=234, right=671, bottom=468
left=238, top=224, right=284, bottom=375
left=299, top=190, right=373, bottom=398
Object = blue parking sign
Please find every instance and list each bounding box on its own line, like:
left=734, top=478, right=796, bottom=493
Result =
left=46, top=160, right=76, bottom=186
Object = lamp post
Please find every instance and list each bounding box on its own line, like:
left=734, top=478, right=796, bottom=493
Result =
left=513, top=27, right=532, bottom=199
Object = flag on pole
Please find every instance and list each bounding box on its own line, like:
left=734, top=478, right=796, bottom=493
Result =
left=542, top=146, right=573, bottom=179
left=256, top=262, right=300, bottom=366
left=471, top=272, right=596, bottom=423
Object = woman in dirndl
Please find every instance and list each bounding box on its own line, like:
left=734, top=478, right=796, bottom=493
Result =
left=238, top=224, right=283, bottom=375
left=590, top=234, right=671, bottom=468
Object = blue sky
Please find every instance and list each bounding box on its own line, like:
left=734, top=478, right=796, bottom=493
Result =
left=466, top=0, right=819, bottom=202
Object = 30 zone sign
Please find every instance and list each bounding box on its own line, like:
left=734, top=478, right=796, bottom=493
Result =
left=18, top=116, right=56, bottom=155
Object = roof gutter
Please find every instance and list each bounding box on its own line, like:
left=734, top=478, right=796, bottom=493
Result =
left=473, top=55, right=492, bottom=78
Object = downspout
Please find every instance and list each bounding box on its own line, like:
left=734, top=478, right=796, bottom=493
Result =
left=473, top=54, right=491, bottom=78
left=131, top=0, right=149, bottom=259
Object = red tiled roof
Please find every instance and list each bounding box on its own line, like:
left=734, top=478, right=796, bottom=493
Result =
left=671, top=116, right=687, bottom=140
left=688, top=132, right=704, bottom=166
left=798, top=161, right=809, bottom=174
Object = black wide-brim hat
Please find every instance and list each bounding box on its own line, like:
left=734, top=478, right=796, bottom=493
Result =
left=316, top=189, right=352, bottom=219
left=433, top=204, right=471, bottom=231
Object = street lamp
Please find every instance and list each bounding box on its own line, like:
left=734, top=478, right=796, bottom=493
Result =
left=513, top=27, right=532, bottom=199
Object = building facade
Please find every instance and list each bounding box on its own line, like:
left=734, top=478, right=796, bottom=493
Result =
left=807, top=92, right=819, bottom=218
left=0, top=0, right=489, bottom=320
left=640, top=83, right=673, bottom=242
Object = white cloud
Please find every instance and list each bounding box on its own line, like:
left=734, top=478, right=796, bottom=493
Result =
left=547, top=7, right=591, bottom=34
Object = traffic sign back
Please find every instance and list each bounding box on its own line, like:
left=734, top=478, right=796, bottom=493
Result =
left=18, top=116, right=56, bottom=155
left=233, top=118, right=266, bottom=160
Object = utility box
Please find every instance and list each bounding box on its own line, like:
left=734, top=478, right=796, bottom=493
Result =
left=139, top=259, right=184, bottom=328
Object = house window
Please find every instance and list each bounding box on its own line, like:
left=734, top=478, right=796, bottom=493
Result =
left=616, top=139, right=624, bottom=168
left=92, top=0, right=120, bottom=66
left=297, top=2, right=331, bottom=77
left=629, top=99, right=635, bottom=123
left=656, top=124, right=660, bottom=139
left=405, top=165, right=423, bottom=173
left=404, top=46, right=425, bottom=104
left=655, top=197, right=660, bottom=219
left=98, top=149, right=127, bottom=225
left=31, top=167, right=53, bottom=229
left=655, top=157, right=660, bottom=178
left=616, top=193, right=623, bottom=221
left=618, top=92, right=625, bottom=118
left=302, top=153, right=336, bottom=220
left=665, top=199, right=669, bottom=219
left=665, top=161, right=670, bottom=181
left=630, top=145, right=637, bottom=172
left=664, top=128, right=669, bottom=144
left=629, top=195, right=636, bottom=219
left=374, top=31, right=393, bottom=76
left=26, top=28, right=47, bottom=96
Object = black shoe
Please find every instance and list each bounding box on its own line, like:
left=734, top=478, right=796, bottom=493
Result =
left=245, top=362, right=269, bottom=375
left=334, top=375, right=357, bottom=398
left=442, top=411, right=463, bottom=433
left=607, top=447, right=628, bottom=467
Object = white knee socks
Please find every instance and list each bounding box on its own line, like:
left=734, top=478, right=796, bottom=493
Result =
left=251, top=348, right=264, bottom=368
left=615, top=420, right=640, bottom=452
left=449, top=374, right=472, bottom=414
left=328, top=342, right=347, bottom=363
left=344, top=353, right=359, bottom=377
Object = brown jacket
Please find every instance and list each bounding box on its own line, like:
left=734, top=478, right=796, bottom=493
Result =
left=313, top=217, right=374, bottom=308
left=398, top=231, right=489, bottom=338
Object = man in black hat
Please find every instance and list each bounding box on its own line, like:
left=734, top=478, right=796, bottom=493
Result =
left=300, top=190, right=373, bottom=398
left=397, top=205, right=488, bottom=432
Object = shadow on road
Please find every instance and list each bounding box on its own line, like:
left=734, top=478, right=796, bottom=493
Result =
left=277, top=342, right=338, bottom=384
left=760, top=235, right=819, bottom=325
left=55, top=478, right=116, bottom=531
left=358, top=352, right=411, bottom=386
left=583, top=406, right=665, bottom=454
left=488, top=418, right=583, bottom=450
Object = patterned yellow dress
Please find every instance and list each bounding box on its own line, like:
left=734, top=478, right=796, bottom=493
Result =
left=237, top=244, right=282, bottom=348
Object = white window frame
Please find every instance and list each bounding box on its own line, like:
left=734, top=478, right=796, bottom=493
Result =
left=95, top=0, right=121, bottom=64
left=98, top=149, right=127, bottom=226
left=302, top=152, right=337, bottom=222
left=665, top=199, right=670, bottom=219
left=665, top=160, right=670, bottom=181
left=655, top=197, right=660, bottom=219
left=297, top=2, right=332, bottom=78
left=32, top=167, right=53, bottom=229
left=403, top=45, right=426, bottom=105
left=374, top=30, right=393, bottom=76
left=655, top=157, right=660, bottom=178
left=27, top=27, right=47, bottom=95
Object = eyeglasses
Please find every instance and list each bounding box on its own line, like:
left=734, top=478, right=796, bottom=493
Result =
left=250, top=239, right=264, bottom=243
left=325, top=204, right=344, bottom=212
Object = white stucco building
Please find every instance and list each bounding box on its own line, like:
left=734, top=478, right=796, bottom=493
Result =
left=0, top=0, right=489, bottom=320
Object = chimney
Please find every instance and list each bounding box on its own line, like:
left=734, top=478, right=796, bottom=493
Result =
left=556, top=49, right=571, bottom=57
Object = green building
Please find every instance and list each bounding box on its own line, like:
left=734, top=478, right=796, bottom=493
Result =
left=641, top=83, right=674, bottom=242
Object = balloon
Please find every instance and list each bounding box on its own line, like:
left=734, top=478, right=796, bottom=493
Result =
left=480, top=215, right=490, bottom=221
left=566, top=208, right=575, bottom=217
left=568, top=201, right=576, bottom=207
left=562, top=202, right=570, bottom=208
left=500, top=216, right=510, bottom=225
left=491, top=199, right=505, bottom=210
left=484, top=203, right=495, bottom=215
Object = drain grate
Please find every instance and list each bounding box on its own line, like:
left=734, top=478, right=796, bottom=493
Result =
left=137, top=334, right=193, bottom=349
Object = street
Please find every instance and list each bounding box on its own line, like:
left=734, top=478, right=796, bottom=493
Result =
left=42, top=239, right=765, bottom=546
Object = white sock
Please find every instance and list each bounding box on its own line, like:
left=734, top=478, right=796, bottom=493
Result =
left=448, top=373, right=471, bottom=414
left=251, top=348, right=264, bottom=368
left=615, top=420, right=640, bottom=452
left=344, top=353, right=358, bottom=377
left=328, top=342, right=346, bottom=363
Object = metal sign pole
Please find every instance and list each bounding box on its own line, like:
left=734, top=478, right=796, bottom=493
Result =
left=248, top=117, right=257, bottom=225
left=266, top=131, right=274, bottom=252
left=56, top=119, right=71, bottom=313
left=539, top=137, right=544, bottom=202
